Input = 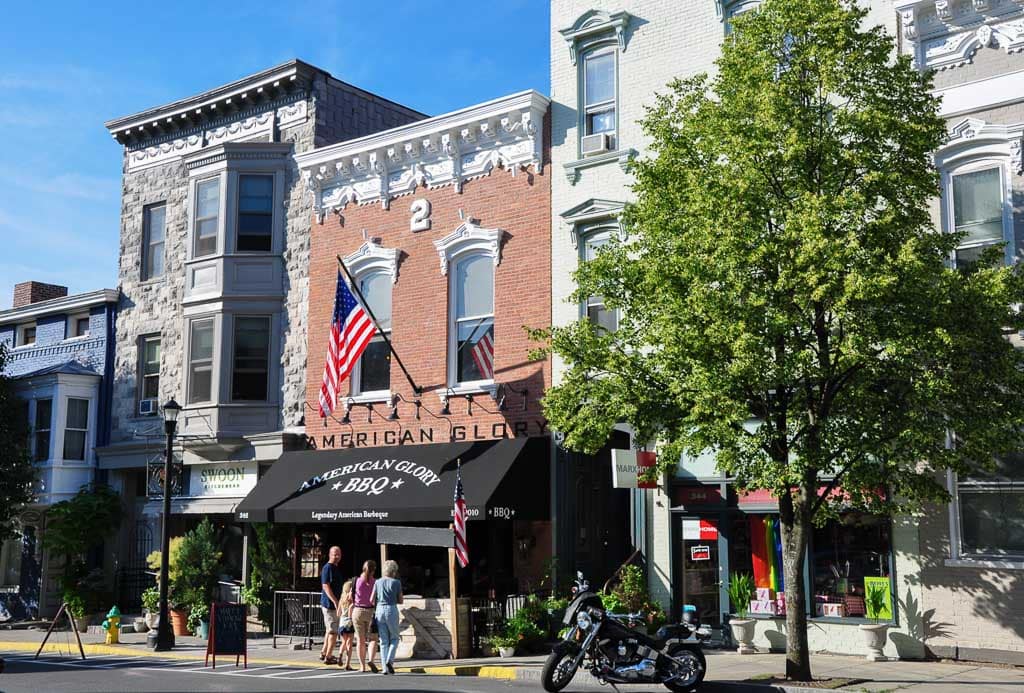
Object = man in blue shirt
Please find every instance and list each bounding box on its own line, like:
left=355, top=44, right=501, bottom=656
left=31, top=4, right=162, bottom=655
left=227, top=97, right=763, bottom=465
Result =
left=319, top=546, right=343, bottom=664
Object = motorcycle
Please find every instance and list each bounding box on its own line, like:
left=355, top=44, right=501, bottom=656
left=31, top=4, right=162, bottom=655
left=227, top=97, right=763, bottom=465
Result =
left=541, top=572, right=710, bottom=692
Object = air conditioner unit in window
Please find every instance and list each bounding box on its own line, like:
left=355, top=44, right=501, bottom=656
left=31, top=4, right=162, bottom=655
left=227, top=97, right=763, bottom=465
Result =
left=139, top=399, right=159, bottom=417
left=581, top=133, right=610, bottom=156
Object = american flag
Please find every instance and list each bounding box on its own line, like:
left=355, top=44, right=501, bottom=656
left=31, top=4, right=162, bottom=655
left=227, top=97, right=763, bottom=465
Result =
left=318, top=271, right=377, bottom=417
left=453, top=459, right=468, bottom=568
left=469, top=329, right=494, bottom=380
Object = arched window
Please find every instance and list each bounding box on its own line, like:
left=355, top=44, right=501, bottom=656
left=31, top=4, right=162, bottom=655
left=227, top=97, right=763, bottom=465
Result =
left=451, top=255, right=494, bottom=385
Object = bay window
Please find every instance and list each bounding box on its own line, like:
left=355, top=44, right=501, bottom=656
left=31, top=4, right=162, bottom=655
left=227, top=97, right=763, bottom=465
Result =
left=188, top=318, right=215, bottom=403
left=231, top=316, right=270, bottom=401
left=236, top=174, right=274, bottom=252
left=33, top=399, right=52, bottom=462
left=194, top=178, right=220, bottom=257
left=352, top=272, right=392, bottom=396
left=63, top=398, right=89, bottom=461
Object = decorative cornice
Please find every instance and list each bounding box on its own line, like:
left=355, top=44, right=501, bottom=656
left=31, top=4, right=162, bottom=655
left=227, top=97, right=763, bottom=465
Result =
left=0, top=289, right=119, bottom=325
left=559, top=9, right=631, bottom=64
left=297, top=90, right=549, bottom=223
left=105, top=60, right=318, bottom=145
left=896, top=0, right=1024, bottom=70
left=343, top=238, right=400, bottom=284
left=182, top=142, right=293, bottom=172
left=935, top=117, right=1024, bottom=172
left=560, top=198, right=626, bottom=248
left=125, top=99, right=306, bottom=173
left=433, top=219, right=504, bottom=276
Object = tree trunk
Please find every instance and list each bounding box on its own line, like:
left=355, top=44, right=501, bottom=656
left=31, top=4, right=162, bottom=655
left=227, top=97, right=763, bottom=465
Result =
left=780, top=502, right=812, bottom=681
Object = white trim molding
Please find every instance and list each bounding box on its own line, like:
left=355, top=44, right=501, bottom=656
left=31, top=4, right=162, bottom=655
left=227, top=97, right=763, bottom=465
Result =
left=935, top=117, right=1024, bottom=173
left=560, top=198, right=625, bottom=248
left=297, top=90, right=549, bottom=223
left=896, top=0, right=1024, bottom=71
left=936, top=69, right=1024, bottom=116
left=343, top=238, right=400, bottom=284
left=433, top=218, right=505, bottom=276
left=559, top=9, right=631, bottom=64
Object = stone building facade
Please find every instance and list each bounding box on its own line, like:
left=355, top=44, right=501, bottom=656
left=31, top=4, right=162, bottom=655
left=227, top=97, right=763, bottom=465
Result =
left=98, top=60, right=424, bottom=608
left=0, top=281, right=119, bottom=618
left=550, top=0, right=1024, bottom=664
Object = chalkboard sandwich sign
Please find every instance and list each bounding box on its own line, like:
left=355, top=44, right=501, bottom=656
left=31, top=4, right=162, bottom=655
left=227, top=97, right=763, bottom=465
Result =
left=205, top=602, right=247, bottom=668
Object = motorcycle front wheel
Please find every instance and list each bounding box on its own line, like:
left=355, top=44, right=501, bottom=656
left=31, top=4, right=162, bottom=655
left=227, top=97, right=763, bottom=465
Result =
left=541, top=642, right=580, bottom=692
left=663, top=644, right=707, bottom=692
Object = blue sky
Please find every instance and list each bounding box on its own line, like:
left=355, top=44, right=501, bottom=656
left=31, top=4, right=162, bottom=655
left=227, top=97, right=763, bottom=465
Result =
left=0, top=1, right=550, bottom=309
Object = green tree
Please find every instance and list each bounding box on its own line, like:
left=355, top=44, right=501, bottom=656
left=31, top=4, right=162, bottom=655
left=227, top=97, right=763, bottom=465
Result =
left=172, top=518, right=222, bottom=613
left=536, top=0, right=1024, bottom=680
left=42, top=484, right=122, bottom=615
left=242, top=523, right=290, bottom=626
left=0, top=344, right=37, bottom=543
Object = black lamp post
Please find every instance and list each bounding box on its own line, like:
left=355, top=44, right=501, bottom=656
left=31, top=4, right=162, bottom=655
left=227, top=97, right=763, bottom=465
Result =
left=153, top=398, right=181, bottom=651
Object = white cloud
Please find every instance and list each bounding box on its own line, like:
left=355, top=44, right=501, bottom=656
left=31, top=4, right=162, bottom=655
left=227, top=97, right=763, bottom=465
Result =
left=0, top=166, right=118, bottom=202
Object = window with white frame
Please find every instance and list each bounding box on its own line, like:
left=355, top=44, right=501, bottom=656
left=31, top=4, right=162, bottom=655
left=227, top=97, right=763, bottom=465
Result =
left=188, top=318, right=215, bottom=403
left=63, top=398, right=89, bottom=461
left=69, top=314, right=90, bottom=338
left=231, top=316, right=271, bottom=401
left=582, top=229, right=619, bottom=333
left=451, top=255, right=495, bottom=385
left=236, top=174, right=274, bottom=252
left=139, top=335, right=160, bottom=403
left=18, top=324, right=36, bottom=347
left=949, top=164, right=1006, bottom=270
left=955, top=452, right=1024, bottom=558
left=352, top=272, right=392, bottom=396
left=583, top=48, right=616, bottom=144
left=194, top=178, right=220, bottom=257
left=142, top=203, right=166, bottom=279
left=33, top=399, right=51, bottom=462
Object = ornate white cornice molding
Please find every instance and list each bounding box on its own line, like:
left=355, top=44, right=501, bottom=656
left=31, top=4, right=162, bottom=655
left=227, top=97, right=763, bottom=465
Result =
left=935, top=117, right=1024, bottom=172
left=432, top=219, right=504, bottom=276
left=297, top=90, right=549, bottom=223
left=125, top=98, right=308, bottom=173
left=896, top=0, right=1024, bottom=70
left=343, top=238, right=400, bottom=283
left=559, top=9, right=631, bottom=64
left=559, top=198, right=625, bottom=248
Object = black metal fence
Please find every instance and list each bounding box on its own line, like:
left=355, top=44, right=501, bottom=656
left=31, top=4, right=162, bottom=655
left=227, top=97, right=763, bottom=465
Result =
left=271, top=590, right=322, bottom=649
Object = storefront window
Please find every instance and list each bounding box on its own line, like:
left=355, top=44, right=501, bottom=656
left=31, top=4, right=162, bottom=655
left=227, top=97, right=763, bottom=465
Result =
left=809, top=513, right=891, bottom=619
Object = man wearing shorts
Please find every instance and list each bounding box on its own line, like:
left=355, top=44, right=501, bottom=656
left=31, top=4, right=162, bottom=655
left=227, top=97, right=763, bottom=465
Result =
left=319, top=546, right=343, bottom=663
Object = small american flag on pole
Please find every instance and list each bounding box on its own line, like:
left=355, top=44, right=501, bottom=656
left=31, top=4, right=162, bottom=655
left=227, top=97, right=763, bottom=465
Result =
left=318, top=270, right=377, bottom=418
left=453, top=459, right=468, bottom=568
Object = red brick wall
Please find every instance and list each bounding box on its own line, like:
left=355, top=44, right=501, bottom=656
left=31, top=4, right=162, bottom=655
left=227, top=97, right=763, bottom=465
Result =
left=13, top=281, right=68, bottom=308
left=305, top=149, right=552, bottom=450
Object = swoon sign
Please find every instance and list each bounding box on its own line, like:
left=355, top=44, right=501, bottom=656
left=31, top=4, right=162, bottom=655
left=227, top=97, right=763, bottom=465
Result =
left=298, top=458, right=442, bottom=497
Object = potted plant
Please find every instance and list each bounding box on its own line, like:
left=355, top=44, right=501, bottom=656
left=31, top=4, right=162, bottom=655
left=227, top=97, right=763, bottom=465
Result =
left=189, top=603, right=210, bottom=640
left=487, top=632, right=519, bottom=658
left=141, top=586, right=160, bottom=630
left=860, top=580, right=893, bottom=661
left=171, top=520, right=222, bottom=639
left=727, top=573, right=757, bottom=654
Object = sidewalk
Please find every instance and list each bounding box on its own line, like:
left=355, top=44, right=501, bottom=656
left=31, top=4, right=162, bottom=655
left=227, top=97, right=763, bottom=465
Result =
left=3, top=628, right=1024, bottom=691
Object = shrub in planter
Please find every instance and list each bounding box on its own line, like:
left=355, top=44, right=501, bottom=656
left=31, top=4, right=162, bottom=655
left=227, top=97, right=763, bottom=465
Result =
left=172, top=519, right=222, bottom=631
left=726, top=573, right=757, bottom=654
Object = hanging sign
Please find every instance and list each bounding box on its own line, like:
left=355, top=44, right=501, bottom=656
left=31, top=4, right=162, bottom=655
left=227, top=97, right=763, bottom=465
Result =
left=682, top=518, right=718, bottom=541
left=611, top=449, right=659, bottom=489
left=690, top=545, right=711, bottom=561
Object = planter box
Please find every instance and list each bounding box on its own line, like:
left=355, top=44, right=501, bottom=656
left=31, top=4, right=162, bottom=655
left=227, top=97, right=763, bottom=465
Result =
left=170, top=609, right=189, bottom=636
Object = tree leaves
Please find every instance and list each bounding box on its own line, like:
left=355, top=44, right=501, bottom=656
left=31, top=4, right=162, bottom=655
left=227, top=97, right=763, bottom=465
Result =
left=0, top=344, right=37, bottom=544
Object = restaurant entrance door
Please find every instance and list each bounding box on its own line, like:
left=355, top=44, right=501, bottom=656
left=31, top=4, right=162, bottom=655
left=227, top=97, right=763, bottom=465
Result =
left=676, top=516, right=721, bottom=627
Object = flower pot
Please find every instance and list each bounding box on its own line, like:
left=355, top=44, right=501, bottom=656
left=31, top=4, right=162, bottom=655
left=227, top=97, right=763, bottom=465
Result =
left=134, top=617, right=149, bottom=633
left=169, top=608, right=189, bottom=636
left=144, top=611, right=160, bottom=631
left=196, top=619, right=209, bottom=640
left=729, top=617, right=757, bottom=654
left=859, top=623, right=890, bottom=661
left=498, top=646, right=515, bottom=658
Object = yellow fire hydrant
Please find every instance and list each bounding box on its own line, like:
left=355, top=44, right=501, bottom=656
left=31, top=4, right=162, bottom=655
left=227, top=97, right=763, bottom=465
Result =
left=101, top=606, right=121, bottom=645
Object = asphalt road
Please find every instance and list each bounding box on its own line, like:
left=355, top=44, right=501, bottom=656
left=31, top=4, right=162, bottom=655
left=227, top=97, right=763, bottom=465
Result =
left=0, top=652, right=536, bottom=693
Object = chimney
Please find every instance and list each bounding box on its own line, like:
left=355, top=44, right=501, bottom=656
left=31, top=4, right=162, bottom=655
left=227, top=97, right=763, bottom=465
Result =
left=13, top=281, right=68, bottom=308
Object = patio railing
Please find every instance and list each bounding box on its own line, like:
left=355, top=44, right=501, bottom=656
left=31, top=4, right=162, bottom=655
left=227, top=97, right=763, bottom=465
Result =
left=271, top=590, right=322, bottom=649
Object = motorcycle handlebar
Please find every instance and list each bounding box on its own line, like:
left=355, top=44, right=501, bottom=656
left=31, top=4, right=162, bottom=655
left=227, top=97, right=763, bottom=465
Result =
left=607, top=611, right=644, bottom=621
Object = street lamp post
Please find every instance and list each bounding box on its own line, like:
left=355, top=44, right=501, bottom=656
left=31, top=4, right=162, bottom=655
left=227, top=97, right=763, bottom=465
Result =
left=153, top=398, right=181, bottom=651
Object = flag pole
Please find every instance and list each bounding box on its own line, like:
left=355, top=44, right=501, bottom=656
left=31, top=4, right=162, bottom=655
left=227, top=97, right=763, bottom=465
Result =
left=336, top=256, right=422, bottom=395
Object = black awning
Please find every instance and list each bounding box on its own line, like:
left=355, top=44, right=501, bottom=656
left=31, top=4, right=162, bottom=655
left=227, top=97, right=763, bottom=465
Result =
left=235, top=437, right=549, bottom=524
